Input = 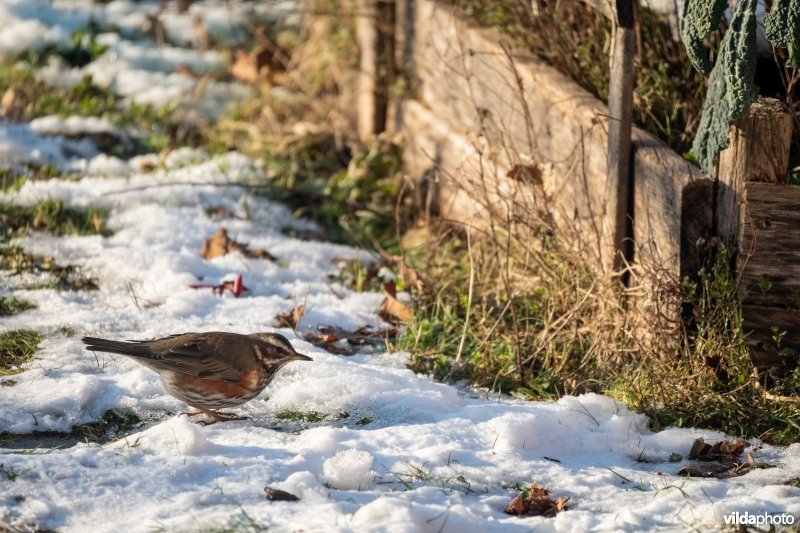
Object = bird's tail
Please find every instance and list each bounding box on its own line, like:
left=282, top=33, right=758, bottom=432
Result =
left=82, top=337, right=151, bottom=357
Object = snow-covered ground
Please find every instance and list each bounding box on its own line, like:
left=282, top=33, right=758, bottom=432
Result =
left=1, top=1, right=799, bottom=531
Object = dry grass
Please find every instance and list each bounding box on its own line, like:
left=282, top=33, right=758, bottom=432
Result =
left=396, top=200, right=800, bottom=442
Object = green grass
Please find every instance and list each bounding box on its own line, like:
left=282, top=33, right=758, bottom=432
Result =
left=0, top=62, right=208, bottom=156
left=0, top=199, right=110, bottom=238
left=276, top=410, right=327, bottom=423
left=256, top=133, right=408, bottom=249
left=0, top=409, right=143, bottom=447
left=69, top=409, right=143, bottom=443
left=0, top=170, right=27, bottom=193
left=0, top=296, right=36, bottom=316
left=0, top=463, right=17, bottom=481
left=0, top=200, right=107, bottom=290
left=0, top=330, right=41, bottom=376
left=20, top=28, right=109, bottom=68
left=0, top=244, right=98, bottom=291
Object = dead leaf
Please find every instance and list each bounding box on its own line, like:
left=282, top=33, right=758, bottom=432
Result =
left=301, top=325, right=398, bottom=356
left=379, top=295, right=413, bottom=324
left=230, top=43, right=283, bottom=84
left=277, top=304, right=305, bottom=329
left=201, top=228, right=276, bottom=261
left=374, top=249, right=425, bottom=294
left=230, top=49, right=262, bottom=84
left=676, top=464, right=725, bottom=478
left=395, top=258, right=424, bottom=294
left=504, top=484, right=569, bottom=517
left=202, top=228, right=237, bottom=259
left=679, top=437, right=757, bottom=478
left=383, top=280, right=397, bottom=299
left=506, top=495, right=526, bottom=515
left=264, top=487, right=300, bottom=502
left=689, top=437, right=748, bottom=462
left=507, top=164, right=543, bottom=186
left=688, top=437, right=711, bottom=460
left=1, top=88, right=15, bottom=115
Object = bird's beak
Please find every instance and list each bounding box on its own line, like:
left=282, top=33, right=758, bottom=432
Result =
left=293, top=352, right=313, bottom=361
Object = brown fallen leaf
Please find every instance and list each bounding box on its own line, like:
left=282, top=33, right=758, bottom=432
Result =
left=379, top=295, right=413, bottom=324
left=201, top=228, right=276, bottom=261
left=677, top=462, right=754, bottom=479
left=688, top=437, right=748, bottom=462
left=249, top=248, right=275, bottom=260
left=301, top=336, right=356, bottom=356
left=230, top=49, right=262, bottom=84
left=507, top=164, right=543, bottom=186
left=264, top=487, right=300, bottom=502
left=676, top=464, right=728, bottom=478
left=383, top=280, right=397, bottom=299
left=301, top=325, right=398, bottom=356
left=230, top=43, right=283, bottom=84
left=374, top=250, right=425, bottom=294
left=277, top=304, right=305, bottom=329
left=688, top=437, right=711, bottom=460
left=679, top=437, right=757, bottom=478
left=394, top=257, right=424, bottom=294
left=1, top=88, right=15, bottom=116
left=504, top=484, right=569, bottom=517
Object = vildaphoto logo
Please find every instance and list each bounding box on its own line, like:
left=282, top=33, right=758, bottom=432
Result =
left=722, top=511, right=796, bottom=526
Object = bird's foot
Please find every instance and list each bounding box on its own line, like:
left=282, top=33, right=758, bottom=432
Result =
left=181, top=408, right=250, bottom=424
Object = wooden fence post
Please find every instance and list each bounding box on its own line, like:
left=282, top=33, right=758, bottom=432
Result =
left=356, top=0, right=396, bottom=140
left=716, top=97, right=793, bottom=247
left=604, top=0, right=636, bottom=275
left=716, top=97, right=797, bottom=370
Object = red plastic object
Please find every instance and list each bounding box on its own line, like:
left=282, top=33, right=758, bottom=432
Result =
left=188, top=274, right=249, bottom=297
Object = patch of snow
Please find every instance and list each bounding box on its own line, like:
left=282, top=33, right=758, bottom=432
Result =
left=29, top=115, right=124, bottom=138
left=0, top=0, right=89, bottom=60
left=0, top=122, right=99, bottom=172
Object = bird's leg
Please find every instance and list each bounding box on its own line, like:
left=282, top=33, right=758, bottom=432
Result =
left=181, top=406, right=250, bottom=424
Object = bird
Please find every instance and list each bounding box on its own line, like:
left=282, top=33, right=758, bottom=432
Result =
left=82, top=332, right=312, bottom=422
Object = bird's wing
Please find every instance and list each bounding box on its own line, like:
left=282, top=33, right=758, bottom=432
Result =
left=142, top=334, right=255, bottom=382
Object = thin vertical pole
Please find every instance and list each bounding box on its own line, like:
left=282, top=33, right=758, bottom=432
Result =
left=605, top=0, right=636, bottom=276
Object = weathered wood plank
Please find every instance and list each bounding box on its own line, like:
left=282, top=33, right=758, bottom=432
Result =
left=716, top=97, right=793, bottom=248
left=738, top=182, right=800, bottom=307
left=408, top=0, right=703, bottom=279
left=410, top=0, right=610, bottom=261
left=742, top=304, right=800, bottom=370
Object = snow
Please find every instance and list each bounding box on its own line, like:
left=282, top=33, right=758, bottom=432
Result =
left=1, top=1, right=799, bottom=532
left=0, top=121, right=100, bottom=172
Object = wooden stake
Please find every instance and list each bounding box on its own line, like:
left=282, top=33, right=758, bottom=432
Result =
left=356, top=0, right=396, bottom=140
left=716, top=97, right=793, bottom=247
left=604, top=0, right=636, bottom=275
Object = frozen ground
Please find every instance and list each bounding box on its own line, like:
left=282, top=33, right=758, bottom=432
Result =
left=1, top=1, right=799, bottom=532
